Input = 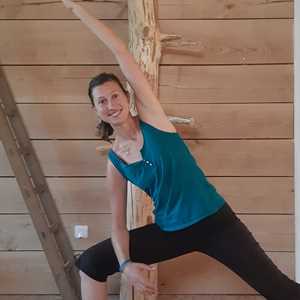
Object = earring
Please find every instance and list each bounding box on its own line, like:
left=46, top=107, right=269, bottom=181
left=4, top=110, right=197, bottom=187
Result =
left=96, top=116, right=102, bottom=125
left=95, top=116, right=103, bottom=137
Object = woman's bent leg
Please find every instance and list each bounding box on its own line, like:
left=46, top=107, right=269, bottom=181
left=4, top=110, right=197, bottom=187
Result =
left=74, top=235, right=118, bottom=300
left=74, top=221, right=196, bottom=299
left=194, top=203, right=300, bottom=300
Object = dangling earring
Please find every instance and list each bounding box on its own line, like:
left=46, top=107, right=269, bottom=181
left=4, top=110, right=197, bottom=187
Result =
left=96, top=116, right=103, bottom=137
left=96, top=115, right=102, bottom=127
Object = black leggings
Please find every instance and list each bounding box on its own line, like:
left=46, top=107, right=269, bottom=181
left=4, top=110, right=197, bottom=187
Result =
left=74, top=202, right=300, bottom=299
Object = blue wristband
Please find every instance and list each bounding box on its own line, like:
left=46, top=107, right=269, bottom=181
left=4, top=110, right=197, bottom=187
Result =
left=119, top=258, right=131, bottom=273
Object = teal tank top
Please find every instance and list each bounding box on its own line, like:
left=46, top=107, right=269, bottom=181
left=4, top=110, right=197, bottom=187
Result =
left=108, top=118, right=226, bottom=231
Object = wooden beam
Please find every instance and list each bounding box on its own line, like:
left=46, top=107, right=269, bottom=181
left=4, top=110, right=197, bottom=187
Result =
left=121, top=1, right=161, bottom=299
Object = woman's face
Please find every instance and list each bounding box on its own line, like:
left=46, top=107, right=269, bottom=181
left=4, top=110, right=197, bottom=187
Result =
left=92, top=80, right=130, bottom=125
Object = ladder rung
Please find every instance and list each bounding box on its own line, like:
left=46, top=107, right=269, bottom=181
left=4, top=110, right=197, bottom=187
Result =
left=34, top=184, right=46, bottom=195
left=6, top=108, right=17, bottom=118
left=18, top=146, right=31, bottom=157
left=48, top=222, right=60, bottom=233
left=63, top=260, right=72, bottom=272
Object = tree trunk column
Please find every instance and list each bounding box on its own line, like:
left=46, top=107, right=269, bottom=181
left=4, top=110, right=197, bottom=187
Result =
left=120, top=1, right=160, bottom=299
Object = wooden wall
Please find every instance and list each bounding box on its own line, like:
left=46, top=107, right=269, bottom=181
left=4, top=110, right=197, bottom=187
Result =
left=0, top=0, right=294, bottom=299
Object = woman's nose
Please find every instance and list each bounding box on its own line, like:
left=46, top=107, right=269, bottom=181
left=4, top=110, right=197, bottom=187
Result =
left=107, top=103, right=115, bottom=111
left=107, top=100, right=118, bottom=110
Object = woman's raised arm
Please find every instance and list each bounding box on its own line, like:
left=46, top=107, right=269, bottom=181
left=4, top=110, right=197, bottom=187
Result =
left=62, top=0, right=170, bottom=124
left=63, top=0, right=126, bottom=57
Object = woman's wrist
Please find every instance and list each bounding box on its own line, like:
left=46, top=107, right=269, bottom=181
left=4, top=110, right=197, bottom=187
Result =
left=119, top=258, right=132, bottom=273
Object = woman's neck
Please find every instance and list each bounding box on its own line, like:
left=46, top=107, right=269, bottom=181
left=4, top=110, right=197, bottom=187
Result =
left=113, top=116, right=139, bottom=142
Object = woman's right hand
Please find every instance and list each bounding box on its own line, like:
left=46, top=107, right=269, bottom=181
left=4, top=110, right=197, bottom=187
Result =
left=123, top=262, right=158, bottom=296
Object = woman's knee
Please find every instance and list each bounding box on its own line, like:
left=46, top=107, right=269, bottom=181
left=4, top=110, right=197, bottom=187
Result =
left=78, top=269, right=107, bottom=285
left=75, top=238, right=119, bottom=282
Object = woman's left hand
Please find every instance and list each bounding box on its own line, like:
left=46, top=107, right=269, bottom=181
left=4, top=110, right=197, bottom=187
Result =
left=123, top=262, right=158, bottom=296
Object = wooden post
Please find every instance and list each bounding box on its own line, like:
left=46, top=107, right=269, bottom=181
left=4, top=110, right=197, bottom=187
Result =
left=120, top=1, right=161, bottom=299
left=120, top=1, right=198, bottom=298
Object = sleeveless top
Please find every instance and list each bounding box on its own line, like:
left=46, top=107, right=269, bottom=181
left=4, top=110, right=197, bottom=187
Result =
left=107, top=118, right=226, bottom=231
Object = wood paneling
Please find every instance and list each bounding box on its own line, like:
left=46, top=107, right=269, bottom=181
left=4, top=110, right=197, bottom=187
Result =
left=2, top=103, right=290, bottom=139
left=188, top=139, right=293, bottom=176
left=0, top=0, right=294, bottom=298
left=0, top=214, right=293, bottom=251
left=2, top=65, right=292, bottom=104
left=0, top=296, right=266, bottom=300
left=0, top=296, right=264, bottom=300
left=0, top=177, right=111, bottom=214
left=210, top=177, right=294, bottom=214
left=158, top=252, right=295, bottom=294
left=160, top=20, right=293, bottom=64
left=0, top=140, right=293, bottom=176
left=0, top=0, right=293, bottom=20
left=0, top=177, right=294, bottom=214
left=156, top=297, right=264, bottom=300
left=159, top=65, right=293, bottom=103
left=0, top=251, right=120, bottom=294
left=0, top=251, right=293, bottom=295
left=0, top=20, right=292, bottom=64
left=0, top=21, right=127, bottom=65
left=0, top=297, right=118, bottom=300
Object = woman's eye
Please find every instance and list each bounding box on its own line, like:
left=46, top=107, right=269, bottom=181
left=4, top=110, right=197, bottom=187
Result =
left=112, top=94, right=118, bottom=99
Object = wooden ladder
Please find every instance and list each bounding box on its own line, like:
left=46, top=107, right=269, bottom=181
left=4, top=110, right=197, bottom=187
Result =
left=0, top=67, right=81, bottom=300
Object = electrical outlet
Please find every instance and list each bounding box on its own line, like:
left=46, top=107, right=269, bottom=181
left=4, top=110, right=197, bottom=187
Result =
left=74, top=225, right=88, bottom=239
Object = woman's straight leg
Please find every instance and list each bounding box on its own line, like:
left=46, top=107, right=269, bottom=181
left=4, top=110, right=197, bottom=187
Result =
left=192, top=202, right=300, bottom=300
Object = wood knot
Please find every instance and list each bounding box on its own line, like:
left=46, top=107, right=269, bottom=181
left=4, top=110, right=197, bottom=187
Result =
left=225, top=3, right=235, bottom=10
left=143, top=26, right=150, bottom=38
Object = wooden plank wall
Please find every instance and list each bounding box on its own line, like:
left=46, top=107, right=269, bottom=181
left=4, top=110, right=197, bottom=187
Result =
left=0, top=0, right=294, bottom=299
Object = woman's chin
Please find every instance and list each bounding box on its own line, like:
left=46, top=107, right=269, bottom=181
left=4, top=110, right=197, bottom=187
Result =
left=109, top=117, right=124, bottom=125
left=109, top=112, right=130, bottom=125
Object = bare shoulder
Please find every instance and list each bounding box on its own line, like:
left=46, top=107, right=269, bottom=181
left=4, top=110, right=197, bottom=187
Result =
left=135, top=95, right=177, bottom=133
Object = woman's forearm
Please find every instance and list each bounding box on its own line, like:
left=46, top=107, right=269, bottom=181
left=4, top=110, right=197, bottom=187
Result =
left=71, top=3, right=127, bottom=56
left=111, top=228, right=130, bottom=266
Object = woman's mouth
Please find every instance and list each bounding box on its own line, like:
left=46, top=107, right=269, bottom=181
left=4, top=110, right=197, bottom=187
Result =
left=109, top=110, right=122, bottom=118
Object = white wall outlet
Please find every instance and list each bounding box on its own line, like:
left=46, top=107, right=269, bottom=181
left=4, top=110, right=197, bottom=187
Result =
left=74, top=225, right=88, bottom=239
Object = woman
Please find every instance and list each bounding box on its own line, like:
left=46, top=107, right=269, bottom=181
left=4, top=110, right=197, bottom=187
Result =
left=62, top=1, right=300, bottom=299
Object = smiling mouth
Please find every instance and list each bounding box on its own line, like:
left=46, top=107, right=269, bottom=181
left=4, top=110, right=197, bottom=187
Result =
left=109, top=109, right=122, bottom=117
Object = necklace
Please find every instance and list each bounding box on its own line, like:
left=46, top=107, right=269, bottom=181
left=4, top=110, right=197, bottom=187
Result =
left=121, top=145, right=130, bottom=155
left=116, top=128, right=141, bottom=156
left=118, top=140, right=135, bottom=155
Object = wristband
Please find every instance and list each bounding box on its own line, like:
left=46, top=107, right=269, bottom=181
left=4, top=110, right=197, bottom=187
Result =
left=119, top=258, right=131, bottom=273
